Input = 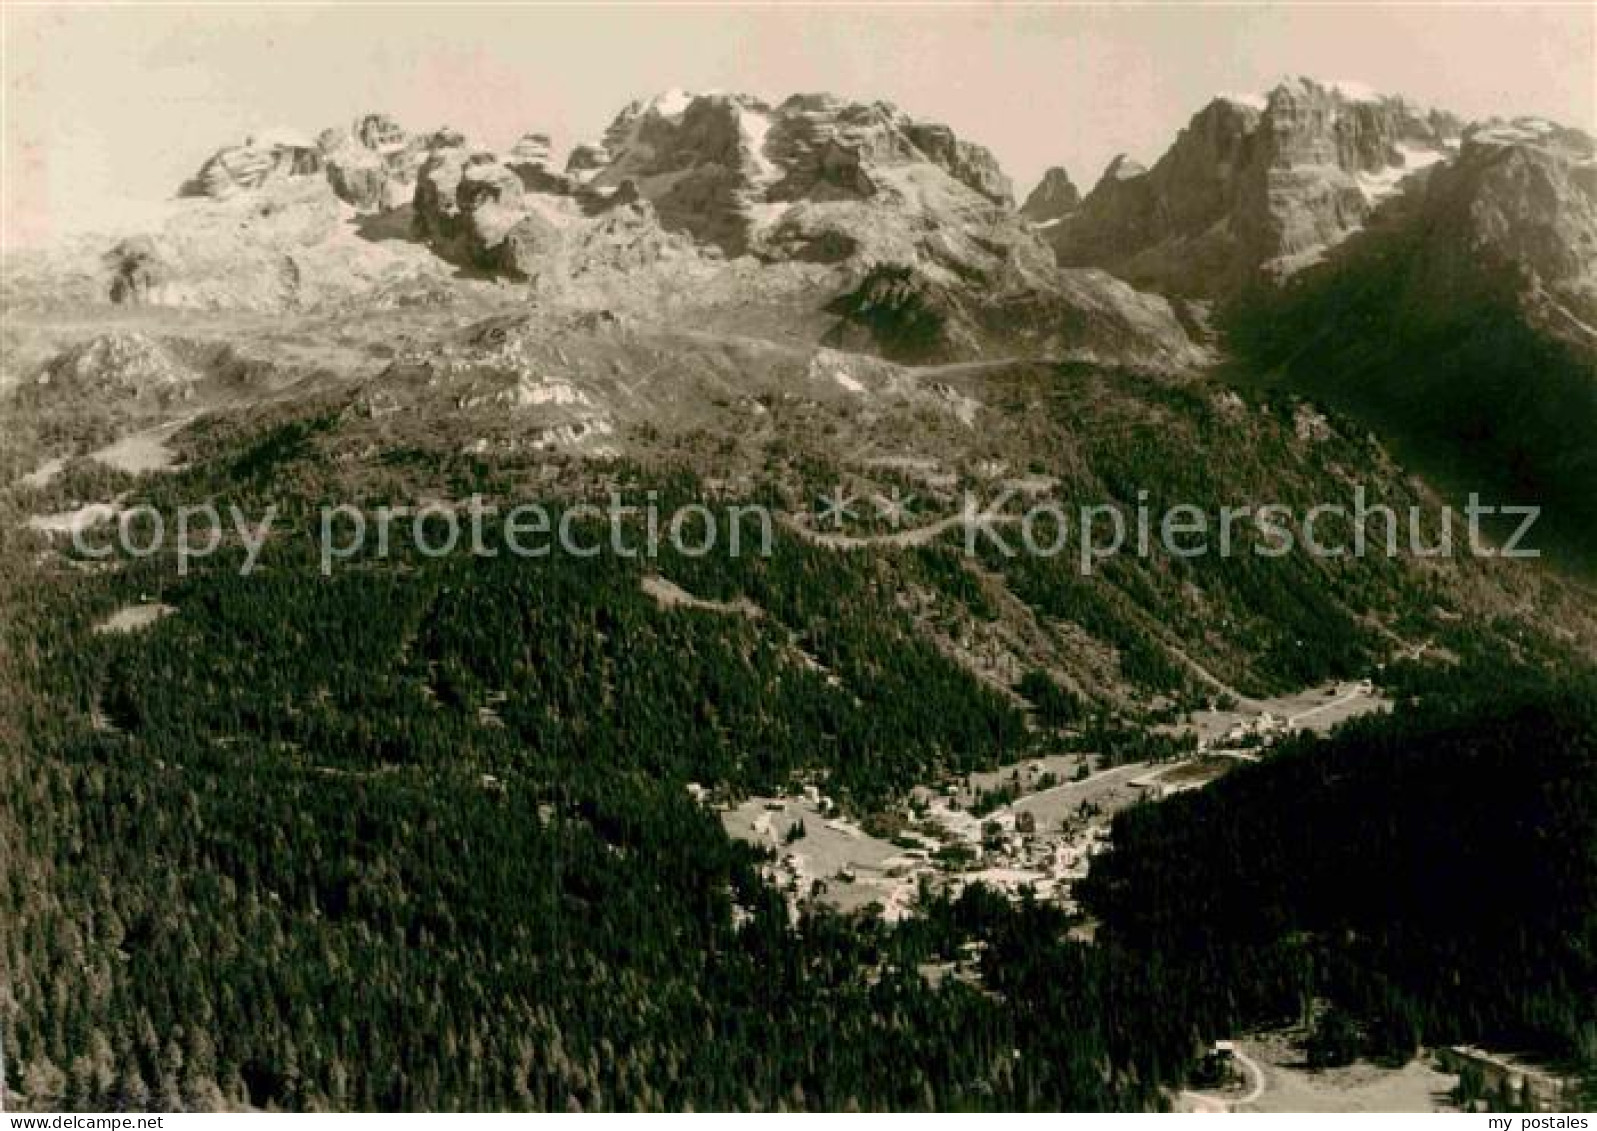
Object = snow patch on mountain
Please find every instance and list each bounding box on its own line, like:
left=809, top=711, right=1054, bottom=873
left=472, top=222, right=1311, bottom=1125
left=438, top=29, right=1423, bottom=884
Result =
left=738, top=106, right=778, bottom=183
left=1328, top=79, right=1382, bottom=104
left=1356, top=143, right=1449, bottom=204
left=649, top=88, right=695, bottom=120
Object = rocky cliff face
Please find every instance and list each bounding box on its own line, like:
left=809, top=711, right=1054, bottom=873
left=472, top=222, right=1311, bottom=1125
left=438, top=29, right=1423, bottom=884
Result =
left=1051, top=78, right=1461, bottom=297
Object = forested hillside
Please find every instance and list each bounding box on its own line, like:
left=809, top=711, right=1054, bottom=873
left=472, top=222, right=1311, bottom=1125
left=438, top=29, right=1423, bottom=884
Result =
left=2, top=398, right=1594, bottom=1109
left=1082, top=677, right=1597, bottom=1074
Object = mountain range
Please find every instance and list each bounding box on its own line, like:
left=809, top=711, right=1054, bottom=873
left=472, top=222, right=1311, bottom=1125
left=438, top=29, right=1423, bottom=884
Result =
left=18, top=78, right=1578, bottom=556
left=2, top=75, right=1596, bottom=1113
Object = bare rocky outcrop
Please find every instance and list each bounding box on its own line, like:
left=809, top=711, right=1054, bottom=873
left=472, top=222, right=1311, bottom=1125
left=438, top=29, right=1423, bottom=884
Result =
left=318, top=113, right=431, bottom=212
left=902, top=120, right=1014, bottom=206
left=505, top=132, right=573, bottom=194
left=586, top=91, right=770, bottom=252
left=128, top=90, right=1206, bottom=370
left=494, top=210, right=567, bottom=279
left=826, top=259, right=1200, bottom=369
left=411, top=135, right=575, bottom=276
left=760, top=93, right=1014, bottom=206
left=181, top=128, right=324, bottom=199
left=411, top=136, right=478, bottom=242
left=183, top=113, right=448, bottom=214
left=34, top=332, right=199, bottom=397
left=564, top=143, right=609, bottom=183
left=1428, top=118, right=1597, bottom=336
left=92, top=175, right=456, bottom=310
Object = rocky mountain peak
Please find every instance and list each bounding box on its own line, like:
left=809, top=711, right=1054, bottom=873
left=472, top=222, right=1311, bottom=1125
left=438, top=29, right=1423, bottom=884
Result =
left=1259, top=77, right=1453, bottom=172
left=572, top=88, right=1015, bottom=253
left=1019, top=166, right=1081, bottom=225
left=1050, top=77, right=1462, bottom=296
left=1096, top=155, right=1147, bottom=188
left=1225, top=109, right=1596, bottom=570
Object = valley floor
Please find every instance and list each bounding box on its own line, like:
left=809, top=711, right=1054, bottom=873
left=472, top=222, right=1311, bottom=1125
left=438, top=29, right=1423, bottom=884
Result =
left=722, top=674, right=1390, bottom=923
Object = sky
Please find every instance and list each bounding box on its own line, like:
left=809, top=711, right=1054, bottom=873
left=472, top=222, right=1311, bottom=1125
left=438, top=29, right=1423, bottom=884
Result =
left=4, top=3, right=1594, bottom=245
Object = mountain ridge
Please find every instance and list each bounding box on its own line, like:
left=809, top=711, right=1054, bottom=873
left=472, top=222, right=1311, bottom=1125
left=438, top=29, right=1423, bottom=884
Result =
left=1046, top=76, right=1467, bottom=296
left=6, top=68, right=1597, bottom=1115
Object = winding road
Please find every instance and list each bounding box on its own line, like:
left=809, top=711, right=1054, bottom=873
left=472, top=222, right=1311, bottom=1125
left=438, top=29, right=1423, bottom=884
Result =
left=1180, top=1044, right=1267, bottom=1112
left=1285, top=683, right=1371, bottom=730
left=1231, top=1046, right=1268, bottom=1106
left=778, top=506, right=1018, bottom=550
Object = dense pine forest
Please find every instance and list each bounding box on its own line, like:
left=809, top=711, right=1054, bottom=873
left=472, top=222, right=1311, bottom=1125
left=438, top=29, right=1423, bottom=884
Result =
left=1081, top=679, right=1597, bottom=1072
left=2, top=387, right=1595, bottom=1111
